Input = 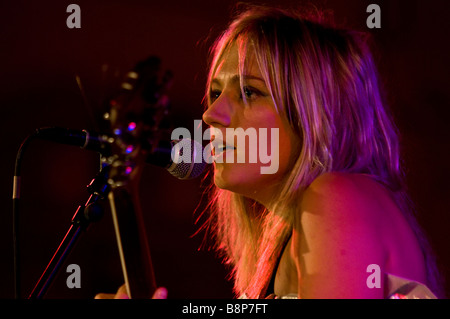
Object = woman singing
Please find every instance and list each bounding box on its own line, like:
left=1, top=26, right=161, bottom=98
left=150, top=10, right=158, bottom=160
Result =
left=97, top=4, right=444, bottom=299
left=200, top=5, right=443, bottom=299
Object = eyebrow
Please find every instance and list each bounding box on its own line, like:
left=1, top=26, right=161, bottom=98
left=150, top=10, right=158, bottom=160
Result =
left=210, top=74, right=266, bottom=87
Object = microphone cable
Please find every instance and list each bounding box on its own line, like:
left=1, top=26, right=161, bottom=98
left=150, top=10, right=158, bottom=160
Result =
left=13, top=129, right=40, bottom=299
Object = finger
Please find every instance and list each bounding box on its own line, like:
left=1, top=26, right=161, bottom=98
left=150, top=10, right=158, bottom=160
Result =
left=152, top=287, right=168, bottom=299
left=114, top=284, right=130, bottom=299
left=94, top=293, right=115, bottom=299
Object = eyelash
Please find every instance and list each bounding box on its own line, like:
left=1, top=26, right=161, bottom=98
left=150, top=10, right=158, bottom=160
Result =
left=209, top=90, right=221, bottom=102
left=209, top=86, right=263, bottom=103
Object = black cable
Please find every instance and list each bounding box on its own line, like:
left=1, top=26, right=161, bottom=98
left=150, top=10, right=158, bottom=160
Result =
left=13, top=130, right=39, bottom=299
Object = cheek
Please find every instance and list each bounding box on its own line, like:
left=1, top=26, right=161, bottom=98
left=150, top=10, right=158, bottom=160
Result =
left=213, top=162, right=262, bottom=193
left=260, top=118, right=299, bottom=176
left=212, top=110, right=300, bottom=193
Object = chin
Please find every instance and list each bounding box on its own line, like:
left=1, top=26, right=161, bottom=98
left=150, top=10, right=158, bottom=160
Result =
left=212, top=163, right=239, bottom=191
left=212, top=162, right=279, bottom=201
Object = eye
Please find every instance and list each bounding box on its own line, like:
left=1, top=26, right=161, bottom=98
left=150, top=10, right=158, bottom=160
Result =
left=209, top=89, right=221, bottom=103
left=241, top=86, right=262, bottom=101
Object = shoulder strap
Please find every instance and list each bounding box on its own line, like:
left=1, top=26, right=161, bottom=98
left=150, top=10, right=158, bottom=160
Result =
left=260, top=233, right=292, bottom=299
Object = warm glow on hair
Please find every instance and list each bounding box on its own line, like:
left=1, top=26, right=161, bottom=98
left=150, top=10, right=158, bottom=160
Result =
left=202, top=5, right=444, bottom=298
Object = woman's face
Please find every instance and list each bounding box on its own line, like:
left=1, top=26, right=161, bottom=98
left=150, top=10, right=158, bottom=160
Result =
left=202, top=44, right=300, bottom=206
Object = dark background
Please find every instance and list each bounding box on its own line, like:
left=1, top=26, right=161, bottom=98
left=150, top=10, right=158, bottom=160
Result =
left=1, top=0, right=449, bottom=299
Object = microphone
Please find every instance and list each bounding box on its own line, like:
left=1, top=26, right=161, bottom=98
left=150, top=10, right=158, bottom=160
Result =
left=35, top=127, right=207, bottom=180
left=35, top=127, right=112, bottom=153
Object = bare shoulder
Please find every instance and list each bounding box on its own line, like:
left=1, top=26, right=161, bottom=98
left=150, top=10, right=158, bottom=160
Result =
left=300, top=172, right=393, bottom=224
left=291, top=172, right=420, bottom=298
left=305, top=171, right=386, bottom=197
left=299, top=172, right=420, bottom=249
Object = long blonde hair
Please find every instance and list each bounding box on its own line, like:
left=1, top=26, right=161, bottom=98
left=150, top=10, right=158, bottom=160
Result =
left=201, top=5, right=444, bottom=298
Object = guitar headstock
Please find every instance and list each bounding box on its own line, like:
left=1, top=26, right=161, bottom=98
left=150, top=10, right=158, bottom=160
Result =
left=102, top=56, right=173, bottom=187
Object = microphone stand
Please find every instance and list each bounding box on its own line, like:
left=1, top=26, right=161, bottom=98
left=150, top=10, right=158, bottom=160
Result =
left=28, top=164, right=110, bottom=299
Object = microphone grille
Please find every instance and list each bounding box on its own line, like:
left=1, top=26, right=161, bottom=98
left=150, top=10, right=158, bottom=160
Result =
left=167, top=138, right=207, bottom=179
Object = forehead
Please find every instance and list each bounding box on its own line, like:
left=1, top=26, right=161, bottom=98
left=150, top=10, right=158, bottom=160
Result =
left=212, top=43, right=260, bottom=81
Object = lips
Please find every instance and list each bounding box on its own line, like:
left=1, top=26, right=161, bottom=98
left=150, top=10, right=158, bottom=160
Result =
left=211, top=138, right=236, bottom=158
left=215, top=144, right=235, bottom=154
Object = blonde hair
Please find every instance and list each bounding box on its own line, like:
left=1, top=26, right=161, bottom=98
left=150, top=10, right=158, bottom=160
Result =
left=201, top=5, right=444, bottom=298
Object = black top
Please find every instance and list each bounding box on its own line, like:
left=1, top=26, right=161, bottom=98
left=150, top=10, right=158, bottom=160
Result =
left=263, top=233, right=292, bottom=298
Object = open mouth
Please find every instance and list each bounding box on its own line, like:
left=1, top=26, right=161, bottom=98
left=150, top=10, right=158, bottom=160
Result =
left=212, top=143, right=236, bottom=158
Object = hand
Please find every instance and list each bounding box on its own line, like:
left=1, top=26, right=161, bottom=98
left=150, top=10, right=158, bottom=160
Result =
left=95, top=284, right=168, bottom=299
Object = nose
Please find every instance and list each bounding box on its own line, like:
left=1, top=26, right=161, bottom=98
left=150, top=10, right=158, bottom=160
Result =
left=202, top=95, right=232, bottom=128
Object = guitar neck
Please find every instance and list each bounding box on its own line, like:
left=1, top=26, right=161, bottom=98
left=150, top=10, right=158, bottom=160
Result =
left=108, top=186, right=156, bottom=299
